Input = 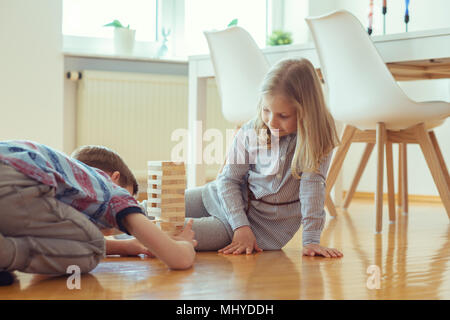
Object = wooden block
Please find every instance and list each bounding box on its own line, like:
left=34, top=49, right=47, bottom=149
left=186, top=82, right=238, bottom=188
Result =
left=148, top=185, right=186, bottom=193
left=147, top=188, right=185, bottom=195
left=167, top=216, right=185, bottom=223
left=158, top=222, right=184, bottom=235
left=148, top=178, right=186, bottom=186
left=146, top=197, right=185, bottom=205
left=159, top=221, right=184, bottom=227
left=149, top=207, right=185, bottom=213
left=148, top=202, right=185, bottom=209
left=161, top=213, right=185, bottom=220
left=148, top=161, right=185, bottom=168
left=147, top=193, right=185, bottom=200
left=161, top=210, right=185, bottom=217
left=160, top=225, right=184, bottom=232
left=148, top=169, right=186, bottom=176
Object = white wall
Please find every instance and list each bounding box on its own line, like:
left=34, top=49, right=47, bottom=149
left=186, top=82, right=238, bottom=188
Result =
left=337, top=0, right=450, bottom=35
left=0, top=0, right=64, bottom=150
left=284, top=0, right=450, bottom=40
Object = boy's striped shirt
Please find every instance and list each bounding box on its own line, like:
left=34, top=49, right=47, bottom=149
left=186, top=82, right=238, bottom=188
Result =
left=0, top=140, right=143, bottom=233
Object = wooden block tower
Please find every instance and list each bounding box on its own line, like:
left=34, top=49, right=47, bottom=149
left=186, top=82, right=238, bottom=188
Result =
left=147, top=161, right=186, bottom=236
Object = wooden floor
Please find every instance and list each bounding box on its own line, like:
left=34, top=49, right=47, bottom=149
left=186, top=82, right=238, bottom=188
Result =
left=1, top=200, right=449, bottom=300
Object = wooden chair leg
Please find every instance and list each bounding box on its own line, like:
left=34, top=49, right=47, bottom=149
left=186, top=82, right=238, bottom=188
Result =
left=375, top=123, right=387, bottom=233
left=343, top=143, right=374, bottom=209
left=429, top=131, right=450, bottom=189
left=400, top=143, right=408, bottom=215
left=398, top=144, right=403, bottom=208
left=385, top=140, right=396, bottom=223
left=325, top=125, right=356, bottom=216
left=325, top=194, right=338, bottom=218
left=415, top=124, right=450, bottom=218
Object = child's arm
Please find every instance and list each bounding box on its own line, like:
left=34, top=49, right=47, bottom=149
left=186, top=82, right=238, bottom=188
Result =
left=105, top=238, right=155, bottom=257
left=122, top=213, right=197, bottom=270
left=216, top=128, right=262, bottom=254
left=300, top=153, right=343, bottom=258
left=216, top=127, right=252, bottom=231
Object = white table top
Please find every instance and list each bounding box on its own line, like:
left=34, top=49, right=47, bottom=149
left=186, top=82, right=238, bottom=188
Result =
left=188, top=28, right=450, bottom=77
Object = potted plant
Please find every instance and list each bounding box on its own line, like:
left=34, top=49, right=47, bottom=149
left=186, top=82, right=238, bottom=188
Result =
left=267, top=30, right=293, bottom=46
left=104, top=19, right=136, bottom=55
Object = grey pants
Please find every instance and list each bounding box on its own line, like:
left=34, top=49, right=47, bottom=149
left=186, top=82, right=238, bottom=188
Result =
left=185, top=186, right=231, bottom=251
left=0, top=163, right=105, bottom=275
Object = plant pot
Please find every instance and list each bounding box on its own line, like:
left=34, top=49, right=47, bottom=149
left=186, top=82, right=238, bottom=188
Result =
left=114, top=28, right=136, bottom=55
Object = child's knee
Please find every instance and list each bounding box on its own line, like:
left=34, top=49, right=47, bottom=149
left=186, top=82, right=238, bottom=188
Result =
left=5, top=236, right=105, bottom=275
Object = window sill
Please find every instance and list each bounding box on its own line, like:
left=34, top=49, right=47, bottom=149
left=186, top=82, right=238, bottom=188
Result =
left=63, top=35, right=188, bottom=64
left=63, top=50, right=187, bottom=64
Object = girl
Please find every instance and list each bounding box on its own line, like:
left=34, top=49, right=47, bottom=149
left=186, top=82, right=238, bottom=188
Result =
left=185, top=58, right=343, bottom=258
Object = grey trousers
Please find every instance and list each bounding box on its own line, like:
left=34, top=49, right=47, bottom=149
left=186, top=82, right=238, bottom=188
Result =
left=0, top=163, right=105, bottom=275
left=185, top=186, right=231, bottom=251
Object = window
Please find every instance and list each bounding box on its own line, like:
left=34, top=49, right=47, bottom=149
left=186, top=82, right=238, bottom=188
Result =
left=62, top=0, right=274, bottom=59
left=62, top=0, right=157, bottom=41
left=185, top=0, right=269, bottom=55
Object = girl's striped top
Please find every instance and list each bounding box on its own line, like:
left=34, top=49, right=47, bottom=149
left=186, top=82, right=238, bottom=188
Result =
left=202, top=120, right=332, bottom=249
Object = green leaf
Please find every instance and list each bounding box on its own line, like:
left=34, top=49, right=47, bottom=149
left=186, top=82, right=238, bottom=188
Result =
left=104, top=19, right=125, bottom=28
left=227, top=18, right=238, bottom=27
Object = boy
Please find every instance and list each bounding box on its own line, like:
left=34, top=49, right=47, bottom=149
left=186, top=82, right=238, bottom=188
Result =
left=0, top=141, right=196, bottom=285
left=71, top=145, right=194, bottom=257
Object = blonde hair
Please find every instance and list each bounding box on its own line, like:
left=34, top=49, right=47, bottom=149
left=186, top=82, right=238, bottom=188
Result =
left=71, top=145, right=139, bottom=195
left=254, top=58, right=340, bottom=178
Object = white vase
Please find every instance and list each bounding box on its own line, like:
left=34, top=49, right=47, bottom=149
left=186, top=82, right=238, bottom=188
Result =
left=114, top=28, right=136, bottom=55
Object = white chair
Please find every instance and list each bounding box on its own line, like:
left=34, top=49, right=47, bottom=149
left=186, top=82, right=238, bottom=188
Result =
left=306, top=10, right=450, bottom=233
left=204, top=26, right=270, bottom=124
left=204, top=26, right=270, bottom=175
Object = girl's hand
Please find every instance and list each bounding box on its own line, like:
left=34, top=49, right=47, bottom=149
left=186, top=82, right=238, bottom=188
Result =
left=219, top=226, right=263, bottom=255
left=302, top=243, right=343, bottom=258
left=172, top=219, right=198, bottom=248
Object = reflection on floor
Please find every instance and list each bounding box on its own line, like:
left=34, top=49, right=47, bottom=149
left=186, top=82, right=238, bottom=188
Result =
left=1, top=200, right=449, bottom=299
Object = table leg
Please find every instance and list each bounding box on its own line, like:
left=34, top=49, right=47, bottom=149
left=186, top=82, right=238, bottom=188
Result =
left=187, top=69, right=208, bottom=188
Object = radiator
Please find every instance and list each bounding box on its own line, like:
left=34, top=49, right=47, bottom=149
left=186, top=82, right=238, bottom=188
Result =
left=76, top=70, right=231, bottom=190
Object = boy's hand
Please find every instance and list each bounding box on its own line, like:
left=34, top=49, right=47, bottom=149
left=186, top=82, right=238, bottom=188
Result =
left=172, top=219, right=198, bottom=248
left=219, top=225, right=263, bottom=255
left=302, top=243, right=343, bottom=258
left=105, top=238, right=155, bottom=257
left=121, top=238, right=155, bottom=257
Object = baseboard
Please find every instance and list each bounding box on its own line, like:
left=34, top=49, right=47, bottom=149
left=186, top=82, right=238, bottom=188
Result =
left=346, top=191, right=443, bottom=204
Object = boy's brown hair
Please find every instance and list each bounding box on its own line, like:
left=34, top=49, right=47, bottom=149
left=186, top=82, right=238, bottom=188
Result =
left=71, top=145, right=139, bottom=196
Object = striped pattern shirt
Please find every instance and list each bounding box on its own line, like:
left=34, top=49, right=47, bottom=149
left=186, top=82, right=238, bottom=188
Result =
left=0, top=140, right=143, bottom=233
left=202, top=120, right=332, bottom=249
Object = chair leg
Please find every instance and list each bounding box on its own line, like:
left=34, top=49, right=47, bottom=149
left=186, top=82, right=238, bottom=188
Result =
left=325, top=125, right=356, bottom=217
left=385, top=141, right=396, bottom=223
left=414, top=124, right=450, bottom=218
left=429, top=131, right=450, bottom=189
left=343, top=143, right=374, bottom=209
left=398, top=144, right=403, bottom=208
left=400, top=143, right=408, bottom=215
left=325, top=194, right=338, bottom=217
left=375, top=123, right=387, bottom=233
